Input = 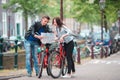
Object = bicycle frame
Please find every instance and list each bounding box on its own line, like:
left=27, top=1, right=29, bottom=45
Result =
left=59, top=43, right=68, bottom=75
left=59, top=43, right=66, bottom=59
left=53, top=43, right=65, bottom=66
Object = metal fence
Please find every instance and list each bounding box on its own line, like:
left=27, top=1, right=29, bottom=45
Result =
left=0, top=37, right=24, bottom=69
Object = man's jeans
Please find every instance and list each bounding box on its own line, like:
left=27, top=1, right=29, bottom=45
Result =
left=24, top=40, right=39, bottom=75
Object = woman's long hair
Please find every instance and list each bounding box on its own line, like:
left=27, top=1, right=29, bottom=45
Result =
left=52, top=17, right=64, bottom=31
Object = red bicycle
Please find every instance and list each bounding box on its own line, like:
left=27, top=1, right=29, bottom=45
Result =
left=37, top=44, right=51, bottom=78
left=48, top=42, right=68, bottom=78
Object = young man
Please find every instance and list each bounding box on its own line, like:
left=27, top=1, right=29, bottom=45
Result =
left=24, top=16, right=51, bottom=77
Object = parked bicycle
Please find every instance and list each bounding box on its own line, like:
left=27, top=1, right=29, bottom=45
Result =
left=79, top=39, right=92, bottom=58
left=48, top=42, right=68, bottom=78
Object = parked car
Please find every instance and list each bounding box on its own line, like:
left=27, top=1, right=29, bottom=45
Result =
left=109, top=25, right=119, bottom=54
left=114, top=33, right=120, bottom=51
left=2, top=41, right=11, bottom=52
left=80, top=29, right=91, bottom=39
left=1, top=36, right=24, bottom=52
left=9, top=36, right=24, bottom=49
left=92, top=32, right=111, bottom=45
left=0, top=36, right=10, bottom=52
left=92, top=31, right=111, bottom=56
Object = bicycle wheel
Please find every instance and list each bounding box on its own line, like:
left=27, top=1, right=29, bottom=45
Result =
left=46, top=67, right=51, bottom=76
left=38, top=52, right=44, bottom=78
left=62, top=57, right=68, bottom=76
left=48, top=51, right=63, bottom=78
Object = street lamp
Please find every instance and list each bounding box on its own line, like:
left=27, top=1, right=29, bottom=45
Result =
left=99, top=0, right=105, bottom=58
left=118, top=9, right=120, bottom=35
left=60, top=0, right=63, bottom=21
left=99, top=0, right=105, bottom=10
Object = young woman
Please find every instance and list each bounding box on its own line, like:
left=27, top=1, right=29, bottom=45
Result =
left=52, top=17, right=75, bottom=78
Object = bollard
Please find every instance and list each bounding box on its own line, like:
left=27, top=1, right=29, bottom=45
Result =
left=105, top=46, right=108, bottom=58
left=100, top=47, right=103, bottom=58
left=14, top=40, right=18, bottom=68
left=0, top=37, right=3, bottom=69
left=91, top=45, right=94, bottom=59
left=77, top=47, right=81, bottom=64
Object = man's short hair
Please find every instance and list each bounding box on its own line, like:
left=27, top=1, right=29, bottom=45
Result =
left=42, top=15, right=50, bottom=20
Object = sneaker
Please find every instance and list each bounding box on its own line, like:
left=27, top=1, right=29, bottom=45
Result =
left=27, top=73, right=32, bottom=77
left=72, top=72, right=75, bottom=77
left=62, top=74, right=71, bottom=78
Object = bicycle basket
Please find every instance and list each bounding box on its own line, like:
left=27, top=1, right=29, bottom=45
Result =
left=49, top=42, right=59, bottom=52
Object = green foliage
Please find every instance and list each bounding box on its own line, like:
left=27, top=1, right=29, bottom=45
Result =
left=46, top=0, right=60, bottom=17
left=2, top=0, right=120, bottom=29
left=2, top=0, right=49, bottom=17
left=45, top=0, right=74, bottom=18
left=72, top=0, right=100, bottom=24
left=63, top=0, right=74, bottom=18
left=72, top=0, right=120, bottom=27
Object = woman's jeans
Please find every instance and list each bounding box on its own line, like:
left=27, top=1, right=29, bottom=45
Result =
left=24, top=40, right=39, bottom=75
left=64, top=40, right=75, bottom=74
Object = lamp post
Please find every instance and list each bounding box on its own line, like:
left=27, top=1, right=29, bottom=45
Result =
left=118, top=9, right=120, bottom=35
left=99, top=0, right=105, bottom=58
left=60, top=0, right=63, bottom=21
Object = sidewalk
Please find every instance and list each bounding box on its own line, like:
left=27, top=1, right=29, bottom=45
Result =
left=0, top=69, right=26, bottom=77
left=0, top=57, right=91, bottom=79
left=0, top=69, right=26, bottom=80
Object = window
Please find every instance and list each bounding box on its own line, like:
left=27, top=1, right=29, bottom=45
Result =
left=1, top=0, right=6, bottom=4
left=2, top=12, right=7, bottom=36
left=16, top=23, right=20, bottom=35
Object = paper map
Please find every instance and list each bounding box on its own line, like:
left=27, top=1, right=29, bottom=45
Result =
left=41, top=33, right=55, bottom=44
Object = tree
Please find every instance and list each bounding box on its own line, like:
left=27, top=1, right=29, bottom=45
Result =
left=2, top=0, right=49, bottom=32
left=71, top=0, right=120, bottom=29
left=72, top=0, right=100, bottom=24
left=45, top=0, right=60, bottom=18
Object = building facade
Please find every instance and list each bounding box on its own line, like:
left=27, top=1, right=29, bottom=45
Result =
left=0, top=0, right=30, bottom=39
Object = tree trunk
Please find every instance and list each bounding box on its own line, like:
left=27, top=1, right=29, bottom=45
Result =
left=23, top=11, right=28, bottom=32
left=25, top=15, right=28, bottom=32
